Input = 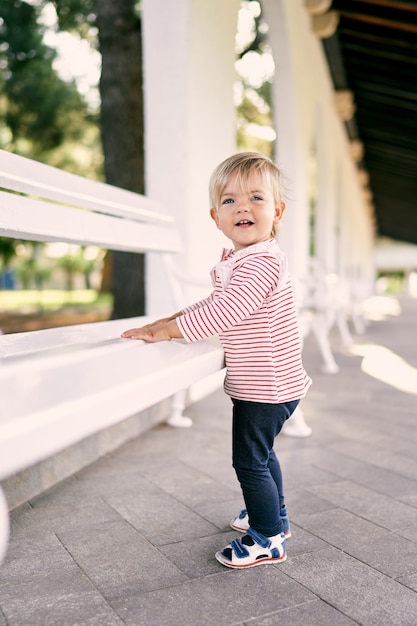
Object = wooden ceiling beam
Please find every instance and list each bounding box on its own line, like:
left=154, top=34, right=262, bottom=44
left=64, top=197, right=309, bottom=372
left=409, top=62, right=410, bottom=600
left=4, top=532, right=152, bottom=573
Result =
left=339, top=11, right=417, bottom=33
left=347, top=0, right=417, bottom=13
left=340, top=27, right=417, bottom=51
left=342, top=43, right=417, bottom=66
left=326, top=1, right=417, bottom=244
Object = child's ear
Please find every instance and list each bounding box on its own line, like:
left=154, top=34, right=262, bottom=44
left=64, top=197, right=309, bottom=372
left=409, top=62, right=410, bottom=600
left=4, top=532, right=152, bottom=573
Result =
left=210, top=207, right=220, bottom=228
left=274, top=201, right=286, bottom=223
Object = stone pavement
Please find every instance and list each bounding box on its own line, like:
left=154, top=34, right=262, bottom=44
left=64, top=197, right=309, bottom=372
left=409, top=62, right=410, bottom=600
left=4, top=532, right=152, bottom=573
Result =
left=1, top=295, right=417, bottom=626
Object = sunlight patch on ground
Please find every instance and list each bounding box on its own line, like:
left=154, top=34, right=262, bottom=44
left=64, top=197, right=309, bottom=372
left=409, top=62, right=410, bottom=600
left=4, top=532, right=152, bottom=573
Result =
left=350, top=343, right=417, bottom=395
left=362, top=296, right=402, bottom=321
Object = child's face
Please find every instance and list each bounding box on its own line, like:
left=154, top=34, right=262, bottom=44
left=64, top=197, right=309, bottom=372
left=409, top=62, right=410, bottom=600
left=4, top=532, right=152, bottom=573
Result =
left=210, top=171, right=285, bottom=251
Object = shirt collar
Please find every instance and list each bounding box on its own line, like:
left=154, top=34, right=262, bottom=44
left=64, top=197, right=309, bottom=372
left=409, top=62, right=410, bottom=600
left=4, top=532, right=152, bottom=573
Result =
left=221, top=238, right=278, bottom=262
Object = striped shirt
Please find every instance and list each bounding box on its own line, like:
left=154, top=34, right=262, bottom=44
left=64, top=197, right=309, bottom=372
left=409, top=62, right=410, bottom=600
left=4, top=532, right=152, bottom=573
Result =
left=177, top=239, right=312, bottom=403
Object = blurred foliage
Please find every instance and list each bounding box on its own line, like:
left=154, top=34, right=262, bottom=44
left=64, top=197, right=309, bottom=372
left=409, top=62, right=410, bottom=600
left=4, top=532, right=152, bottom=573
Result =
left=0, top=0, right=102, bottom=176
left=0, top=0, right=104, bottom=301
left=235, top=0, right=274, bottom=157
left=0, top=237, right=18, bottom=270
left=51, top=0, right=96, bottom=39
left=57, top=248, right=96, bottom=290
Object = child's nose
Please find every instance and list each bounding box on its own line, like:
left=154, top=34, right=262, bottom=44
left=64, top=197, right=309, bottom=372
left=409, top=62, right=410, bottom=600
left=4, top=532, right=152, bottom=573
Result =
left=236, top=201, right=249, bottom=212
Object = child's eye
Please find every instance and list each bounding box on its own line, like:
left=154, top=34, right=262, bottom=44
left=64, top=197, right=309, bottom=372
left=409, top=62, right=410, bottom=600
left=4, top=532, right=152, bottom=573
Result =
left=222, top=198, right=234, bottom=205
left=252, top=195, right=263, bottom=201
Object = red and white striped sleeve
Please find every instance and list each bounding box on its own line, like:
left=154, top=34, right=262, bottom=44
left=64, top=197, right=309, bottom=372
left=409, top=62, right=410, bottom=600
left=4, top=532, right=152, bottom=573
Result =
left=177, top=255, right=280, bottom=342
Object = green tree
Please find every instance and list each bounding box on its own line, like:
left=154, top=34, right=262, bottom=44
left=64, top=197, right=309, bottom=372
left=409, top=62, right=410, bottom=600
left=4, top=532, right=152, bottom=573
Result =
left=96, top=0, right=145, bottom=319
left=0, top=237, right=16, bottom=270
left=53, top=0, right=146, bottom=318
left=0, top=0, right=97, bottom=162
left=1, top=0, right=145, bottom=317
left=0, top=238, right=18, bottom=289
left=56, top=247, right=97, bottom=290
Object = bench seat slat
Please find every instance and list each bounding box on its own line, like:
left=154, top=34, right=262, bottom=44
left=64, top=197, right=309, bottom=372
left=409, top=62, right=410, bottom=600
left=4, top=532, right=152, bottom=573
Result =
left=0, top=191, right=181, bottom=253
left=0, top=317, right=154, bottom=359
left=0, top=150, right=172, bottom=223
left=0, top=334, right=224, bottom=479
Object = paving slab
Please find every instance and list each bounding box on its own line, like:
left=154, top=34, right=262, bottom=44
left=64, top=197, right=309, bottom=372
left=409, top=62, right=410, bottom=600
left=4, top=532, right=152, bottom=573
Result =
left=57, top=519, right=188, bottom=601
left=281, top=547, right=417, bottom=626
left=306, top=478, right=417, bottom=531
left=0, top=546, right=124, bottom=626
left=248, top=599, right=358, bottom=625
left=295, top=507, right=417, bottom=578
left=112, top=567, right=317, bottom=626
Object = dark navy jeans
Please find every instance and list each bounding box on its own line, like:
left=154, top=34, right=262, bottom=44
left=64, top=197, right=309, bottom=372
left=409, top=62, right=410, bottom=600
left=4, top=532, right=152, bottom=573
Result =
left=232, top=398, right=299, bottom=537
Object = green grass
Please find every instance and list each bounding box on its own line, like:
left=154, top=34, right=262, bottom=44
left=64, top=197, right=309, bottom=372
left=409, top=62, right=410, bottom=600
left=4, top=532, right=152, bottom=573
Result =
left=0, top=289, right=113, bottom=312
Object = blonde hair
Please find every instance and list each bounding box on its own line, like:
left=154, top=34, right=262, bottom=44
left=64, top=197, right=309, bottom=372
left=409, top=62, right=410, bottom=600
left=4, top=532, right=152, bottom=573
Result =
left=209, top=152, right=285, bottom=237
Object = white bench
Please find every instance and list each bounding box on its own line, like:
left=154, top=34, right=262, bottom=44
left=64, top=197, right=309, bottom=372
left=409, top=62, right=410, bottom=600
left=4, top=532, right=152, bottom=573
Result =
left=295, top=260, right=363, bottom=375
left=0, top=150, right=225, bottom=564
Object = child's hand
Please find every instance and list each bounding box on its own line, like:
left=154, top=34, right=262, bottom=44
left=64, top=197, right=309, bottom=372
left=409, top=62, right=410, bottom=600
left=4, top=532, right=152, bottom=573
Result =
left=121, top=318, right=183, bottom=343
left=121, top=324, right=171, bottom=342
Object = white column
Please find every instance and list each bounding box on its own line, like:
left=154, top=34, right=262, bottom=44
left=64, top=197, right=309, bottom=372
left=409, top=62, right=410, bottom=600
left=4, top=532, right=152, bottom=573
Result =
left=142, top=0, right=240, bottom=315
left=262, top=0, right=311, bottom=281
left=314, top=104, right=340, bottom=274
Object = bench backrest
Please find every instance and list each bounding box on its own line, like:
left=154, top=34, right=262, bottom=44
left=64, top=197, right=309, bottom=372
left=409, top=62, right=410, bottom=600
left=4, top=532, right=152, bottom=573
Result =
left=0, top=149, right=181, bottom=254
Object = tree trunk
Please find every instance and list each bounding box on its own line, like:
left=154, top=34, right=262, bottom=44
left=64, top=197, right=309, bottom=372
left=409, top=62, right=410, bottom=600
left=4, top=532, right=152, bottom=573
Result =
left=95, top=0, right=145, bottom=318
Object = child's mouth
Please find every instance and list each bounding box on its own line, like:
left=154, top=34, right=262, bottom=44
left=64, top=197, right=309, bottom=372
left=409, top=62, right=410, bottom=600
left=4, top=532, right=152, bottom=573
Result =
left=236, top=220, right=254, bottom=227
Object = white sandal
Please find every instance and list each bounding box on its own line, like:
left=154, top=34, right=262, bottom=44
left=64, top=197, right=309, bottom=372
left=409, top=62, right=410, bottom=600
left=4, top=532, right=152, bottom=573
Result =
left=215, top=527, right=287, bottom=569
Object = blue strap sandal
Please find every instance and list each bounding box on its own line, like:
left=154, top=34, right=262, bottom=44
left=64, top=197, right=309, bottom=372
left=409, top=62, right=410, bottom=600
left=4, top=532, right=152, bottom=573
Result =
left=215, top=527, right=287, bottom=569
